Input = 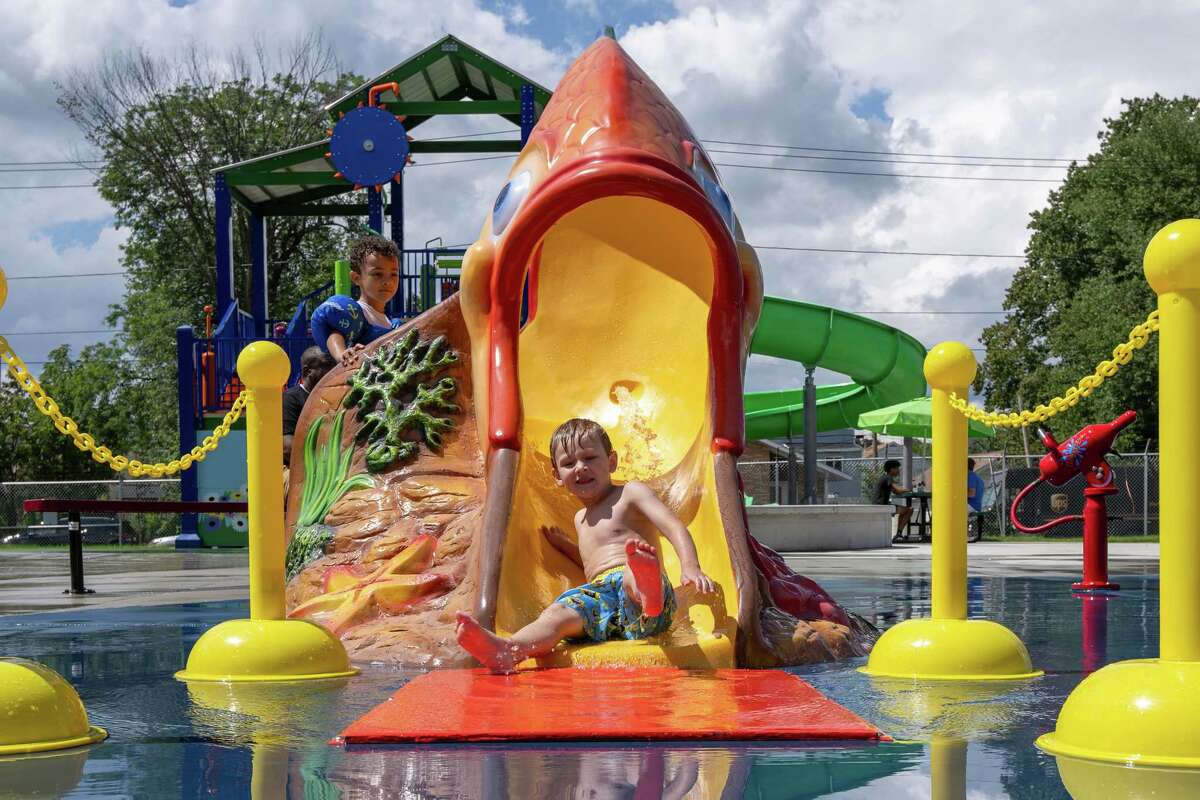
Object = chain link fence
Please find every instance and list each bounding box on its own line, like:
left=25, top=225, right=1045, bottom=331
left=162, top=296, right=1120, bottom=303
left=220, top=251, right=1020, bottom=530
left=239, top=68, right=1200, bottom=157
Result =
left=738, top=452, right=1160, bottom=538
left=0, top=479, right=181, bottom=545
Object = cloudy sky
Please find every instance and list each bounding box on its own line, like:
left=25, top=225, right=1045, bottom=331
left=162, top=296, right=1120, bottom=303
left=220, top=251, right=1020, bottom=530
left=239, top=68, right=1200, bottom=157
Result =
left=1, top=0, right=1198, bottom=397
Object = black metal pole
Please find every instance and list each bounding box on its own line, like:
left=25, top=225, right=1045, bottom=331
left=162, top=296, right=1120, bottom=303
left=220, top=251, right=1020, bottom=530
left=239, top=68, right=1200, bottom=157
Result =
left=65, top=511, right=93, bottom=595
left=804, top=366, right=818, bottom=504
left=786, top=414, right=798, bottom=505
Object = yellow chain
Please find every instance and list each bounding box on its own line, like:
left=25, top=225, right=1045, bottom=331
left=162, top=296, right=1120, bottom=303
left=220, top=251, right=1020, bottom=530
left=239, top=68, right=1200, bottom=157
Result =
left=0, top=334, right=246, bottom=477
left=949, top=309, right=1160, bottom=428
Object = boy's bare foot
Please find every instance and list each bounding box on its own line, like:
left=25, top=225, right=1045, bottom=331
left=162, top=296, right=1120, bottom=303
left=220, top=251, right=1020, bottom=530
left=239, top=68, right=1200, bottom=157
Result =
left=455, top=611, right=519, bottom=674
left=625, top=539, right=664, bottom=617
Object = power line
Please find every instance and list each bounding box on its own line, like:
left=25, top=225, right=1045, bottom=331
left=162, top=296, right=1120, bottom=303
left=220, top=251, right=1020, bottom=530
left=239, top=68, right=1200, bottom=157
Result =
left=0, top=166, right=97, bottom=173
left=0, top=183, right=95, bottom=190
left=752, top=244, right=1024, bottom=258
left=705, top=147, right=1069, bottom=170
left=6, top=272, right=122, bottom=280
left=0, top=329, right=119, bottom=336
left=0, top=158, right=104, bottom=166
left=714, top=160, right=1060, bottom=183
left=408, top=154, right=513, bottom=168
left=702, top=138, right=1078, bottom=163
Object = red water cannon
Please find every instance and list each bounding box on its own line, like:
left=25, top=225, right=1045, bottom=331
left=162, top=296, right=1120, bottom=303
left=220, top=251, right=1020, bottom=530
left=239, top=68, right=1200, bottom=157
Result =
left=1011, top=410, right=1136, bottom=591
left=1036, top=410, right=1137, bottom=488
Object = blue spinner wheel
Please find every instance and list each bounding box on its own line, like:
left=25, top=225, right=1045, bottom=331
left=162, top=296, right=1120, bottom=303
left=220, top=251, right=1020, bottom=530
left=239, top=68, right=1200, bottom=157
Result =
left=329, top=106, right=410, bottom=187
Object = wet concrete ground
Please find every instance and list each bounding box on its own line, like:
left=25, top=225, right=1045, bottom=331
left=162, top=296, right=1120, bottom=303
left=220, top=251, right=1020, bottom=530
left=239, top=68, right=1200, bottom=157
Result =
left=0, top=550, right=248, bottom=615
left=0, top=541, right=1158, bottom=616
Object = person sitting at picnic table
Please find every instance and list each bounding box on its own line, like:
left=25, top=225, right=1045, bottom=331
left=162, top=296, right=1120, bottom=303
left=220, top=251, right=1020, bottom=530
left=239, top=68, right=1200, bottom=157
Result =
left=873, top=459, right=913, bottom=535
left=967, top=457, right=985, bottom=513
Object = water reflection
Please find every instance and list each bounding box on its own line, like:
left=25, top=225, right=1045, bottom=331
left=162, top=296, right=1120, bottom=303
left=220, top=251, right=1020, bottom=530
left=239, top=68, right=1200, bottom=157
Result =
left=0, top=748, right=89, bottom=799
left=324, top=743, right=922, bottom=799
left=0, top=576, right=1171, bottom=798
left=1053, top=755, right=1200, bottom=800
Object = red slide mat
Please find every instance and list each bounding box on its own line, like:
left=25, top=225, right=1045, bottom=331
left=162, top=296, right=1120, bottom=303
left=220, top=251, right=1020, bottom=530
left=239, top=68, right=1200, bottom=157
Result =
left=335, top=668, right=886, bottom=744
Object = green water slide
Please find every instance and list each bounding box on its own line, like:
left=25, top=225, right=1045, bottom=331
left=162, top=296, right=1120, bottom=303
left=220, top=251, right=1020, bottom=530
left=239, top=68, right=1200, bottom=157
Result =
left=744, top=296, right=928, bottom=440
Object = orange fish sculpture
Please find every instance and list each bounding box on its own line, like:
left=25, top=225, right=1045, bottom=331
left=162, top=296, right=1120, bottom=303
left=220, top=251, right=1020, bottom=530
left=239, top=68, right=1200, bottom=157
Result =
left=283, top=35, right=874, bottom=669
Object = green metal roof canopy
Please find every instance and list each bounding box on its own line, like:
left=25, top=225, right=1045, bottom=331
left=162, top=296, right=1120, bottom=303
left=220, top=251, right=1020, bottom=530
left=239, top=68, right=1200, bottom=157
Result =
left=214, top=35, right=551, bottom=215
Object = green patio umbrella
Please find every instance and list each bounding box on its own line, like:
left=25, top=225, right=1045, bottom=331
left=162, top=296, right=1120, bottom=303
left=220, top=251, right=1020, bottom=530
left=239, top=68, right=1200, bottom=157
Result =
left=857, top=396, right=995, bottom=439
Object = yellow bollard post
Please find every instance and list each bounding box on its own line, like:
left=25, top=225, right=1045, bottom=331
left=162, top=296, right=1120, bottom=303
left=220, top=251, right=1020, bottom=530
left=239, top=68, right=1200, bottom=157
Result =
left=927, top=343, right=972, bottom=621
left=862, top=342, right=1039, bottom=680
left=240, top=342, right=288, bottom=621
left=176, top=341, right=357, bottom=682
left=1038, top=219, right=1200, bottom=767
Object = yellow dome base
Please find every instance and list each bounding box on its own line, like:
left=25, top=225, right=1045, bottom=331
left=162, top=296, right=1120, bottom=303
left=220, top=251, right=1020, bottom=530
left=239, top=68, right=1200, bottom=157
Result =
left=1037, top=659, right=1200, bottom=768
left=0, top=658, right=108, bottom=755
left=860, top=618, right=1042, bottom=681
left=176, top=619, right=358, bottom=683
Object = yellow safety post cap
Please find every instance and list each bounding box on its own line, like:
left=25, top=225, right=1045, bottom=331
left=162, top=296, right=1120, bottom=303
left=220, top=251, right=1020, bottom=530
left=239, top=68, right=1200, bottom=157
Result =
left=1037, top=659, right=1200, bottom=767
left=175, top=619, right=358, bottom=683
left=236, top=341, right=291, bottom=390
left=860, top=618, right=1042, bottom=681
left=923, top=341, right=977, bottom=391
left=0, top=658, right=107, bottom=755
left=1144, top=218, right=1200, bottom=295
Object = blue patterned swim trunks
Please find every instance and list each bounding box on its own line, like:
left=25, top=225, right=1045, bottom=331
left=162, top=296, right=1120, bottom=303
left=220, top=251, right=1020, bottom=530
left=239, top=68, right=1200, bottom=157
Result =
left=554, top=566, right=676, bottom=642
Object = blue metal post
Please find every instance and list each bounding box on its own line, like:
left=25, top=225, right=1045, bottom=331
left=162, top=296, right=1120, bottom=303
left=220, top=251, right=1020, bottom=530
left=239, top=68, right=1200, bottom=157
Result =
left=214, top=174, right=235, bottom=323
left=519, top=84, right=535, bottom=319
left=175, top=326, right=200, bottom=548
left=388, top=178, right=404, bottom=318
left=368, top=186, right=383, bottom=233
left=520, top=83, right=536, bottom=145
left=249, top=211, right=268, bottom=337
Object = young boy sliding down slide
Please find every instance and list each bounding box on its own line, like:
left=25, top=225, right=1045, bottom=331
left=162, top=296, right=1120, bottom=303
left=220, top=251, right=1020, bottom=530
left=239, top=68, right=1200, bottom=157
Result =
left=456, top=418, right=716, bottom=673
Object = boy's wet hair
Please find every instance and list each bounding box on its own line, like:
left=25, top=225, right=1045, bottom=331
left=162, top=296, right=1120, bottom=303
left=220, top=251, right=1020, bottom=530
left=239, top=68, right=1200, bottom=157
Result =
left=550, top=418, right=613, bottom=464
left=883, top=459, right=901, bottom=472
left=349, top=235, right=400, bottom=273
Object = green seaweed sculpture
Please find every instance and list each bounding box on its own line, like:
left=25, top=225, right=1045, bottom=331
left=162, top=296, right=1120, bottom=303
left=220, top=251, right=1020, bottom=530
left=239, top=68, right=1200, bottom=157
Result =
left=286, top=410, right=374, bottom=580
left=297, top=410, right=374, bottom=527
left=342, top=329, right=460, bottom=472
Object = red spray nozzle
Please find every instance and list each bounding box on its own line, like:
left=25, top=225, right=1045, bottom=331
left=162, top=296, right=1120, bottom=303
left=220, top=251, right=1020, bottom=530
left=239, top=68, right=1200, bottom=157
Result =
left=1038, top=410, right=1137, bottom=486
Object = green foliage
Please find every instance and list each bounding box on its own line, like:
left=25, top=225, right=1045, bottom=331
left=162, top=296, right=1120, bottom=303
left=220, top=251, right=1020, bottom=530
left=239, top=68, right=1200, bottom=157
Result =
left=296, top=410, right=373, bottom=528
left=52, top=37, right=364, bottom=470
left=978, top=95, right=1200, bottom=449
left=343, top=331, right=460, bottom=472
left=0, top=342, right=157, bottom=481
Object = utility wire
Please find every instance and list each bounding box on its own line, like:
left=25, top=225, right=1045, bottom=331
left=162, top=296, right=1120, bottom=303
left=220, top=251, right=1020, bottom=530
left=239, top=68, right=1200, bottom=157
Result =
left=0, top=183, right=95, bottom=190
left=0, top=329, right=119, bottom=336
left=701, top=138, right=1078, bottom=163
left=704, top=147, right=1069, bottom=170
left=0, top=158, right=104, bottom=166
left=6, top=272, right=123, bottom=280
left=714, top=161, right=1060, bottom=183
left=752, top=244, right=1024, bottom=258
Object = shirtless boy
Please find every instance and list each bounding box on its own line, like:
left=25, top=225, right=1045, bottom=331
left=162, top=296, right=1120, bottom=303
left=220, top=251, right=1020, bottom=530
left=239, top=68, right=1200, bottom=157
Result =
left=455, top=418, right=716, bottom=673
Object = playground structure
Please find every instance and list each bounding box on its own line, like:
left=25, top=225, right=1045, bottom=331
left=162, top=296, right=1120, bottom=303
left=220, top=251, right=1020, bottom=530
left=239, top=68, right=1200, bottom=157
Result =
left=1009, top=411, right=1137, bottom=590
left=277, top=35, right=884, bottom=670
left=178, top=34, right=929, bottom=549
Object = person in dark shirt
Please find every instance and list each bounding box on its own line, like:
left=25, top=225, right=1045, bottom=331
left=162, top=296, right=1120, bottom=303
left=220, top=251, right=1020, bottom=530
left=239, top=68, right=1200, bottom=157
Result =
left=873, top=459, right=913, bottom=536
left=283, top=346, right=336, bottom=465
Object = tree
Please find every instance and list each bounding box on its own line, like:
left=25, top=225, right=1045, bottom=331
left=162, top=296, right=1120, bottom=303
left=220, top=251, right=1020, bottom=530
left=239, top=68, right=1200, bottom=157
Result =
left=978, top=95, right=1200, bottom=450
left=54, top=35, right=363, bottom=464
